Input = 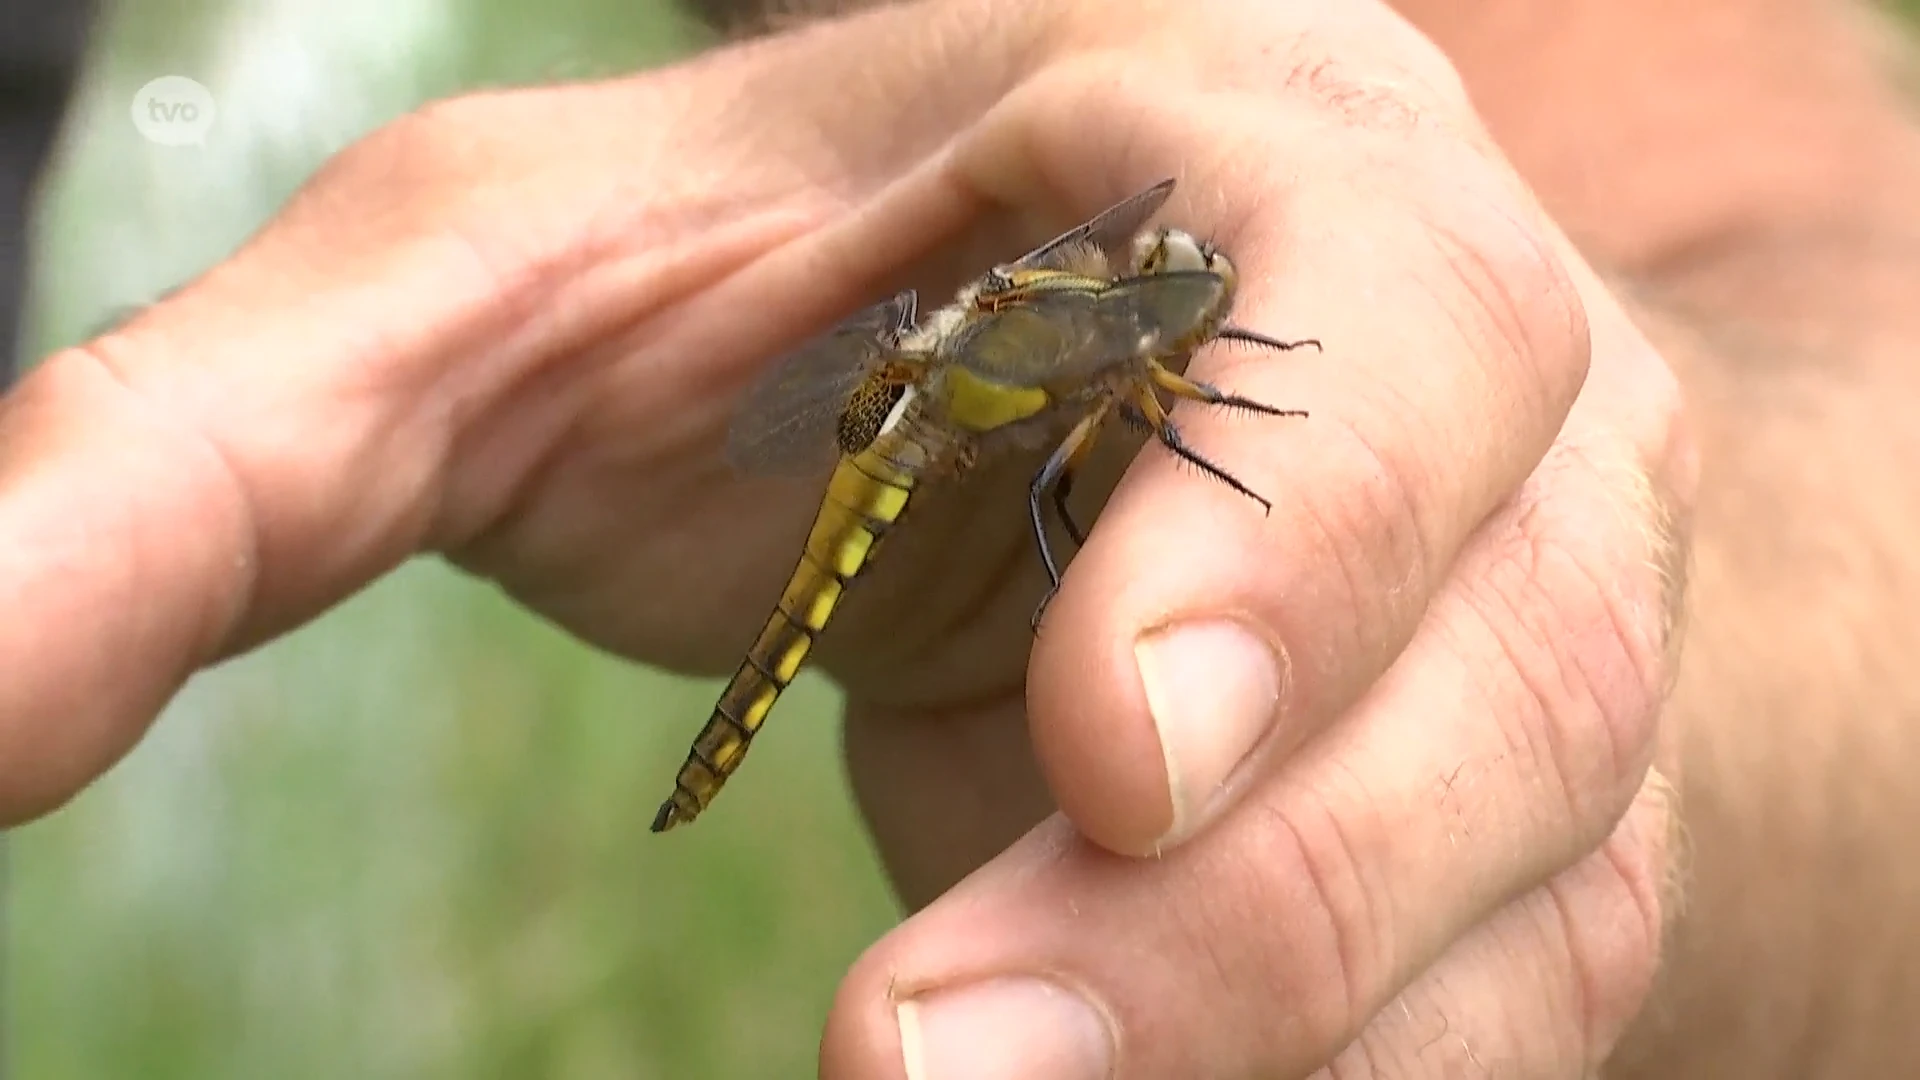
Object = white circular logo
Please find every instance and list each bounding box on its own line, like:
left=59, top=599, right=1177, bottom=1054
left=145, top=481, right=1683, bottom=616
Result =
left=130, top=76, right=217, bottom=147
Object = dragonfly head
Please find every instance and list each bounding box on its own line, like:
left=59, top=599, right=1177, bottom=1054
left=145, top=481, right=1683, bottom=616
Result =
left=1133, top=228, right=1238, bottom=296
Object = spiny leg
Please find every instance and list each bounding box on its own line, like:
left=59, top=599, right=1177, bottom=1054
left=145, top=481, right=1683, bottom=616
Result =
left=1129, top=383, right=1274, bottom=515
left=1217, top=325, right=1322, bottom=353
left=1028, top=399, right=1114, bottom=632
left=1147, top=357, right=1309, bottom=420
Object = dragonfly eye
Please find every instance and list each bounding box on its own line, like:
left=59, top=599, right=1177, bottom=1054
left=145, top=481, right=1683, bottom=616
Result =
left=1128, top=229, right=1165, bottom=275
left=1156, top=229, right=1214, bottom=273
left=1212, top=250, right=1239, bottom=296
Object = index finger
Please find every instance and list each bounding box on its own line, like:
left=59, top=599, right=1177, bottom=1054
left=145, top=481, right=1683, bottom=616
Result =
left=0, top=3, right=1047, bottom=824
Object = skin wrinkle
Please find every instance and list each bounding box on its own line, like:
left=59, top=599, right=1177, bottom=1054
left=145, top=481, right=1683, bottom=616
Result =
left=1338, top=980, right=1507, bottom=1077
left=1334, top=385, right=1439, bottom=639
left=1308, top=754, right=1400, bottom=1019
left=1251, top=795, right=1371, bottom=1051
left=1549, top=851, right=1610, bottom=1065
left=1295, top=170, right=1586, bottom=592
left=1274, top=718, right=1559, bottom=1060
left=59, top=346, right=261, bottom=667
left=1327, top=1010, right=1391, bottom=1080
left=151, top=122, right=648, bottom=594
left=1196, top=326, right=1438, bottom=675
left=1278, top=4, right=1480, bottom=137
left=1603, top=776, right=1677, bottom=1010
left=1148, top=401, right=1398, bottom=691
left=954, top=54, right=1176, bottom=225
left=1290, top=57, right=1434, bottom=137
left=1452, top=582, right=1588, bottom=861
left=1480, top=476, right=1643, bottom=816
left=432, top=345, right=623, bottom=554
left=1423, top=182, right=1588, bottom=422
left=1567, top=444, right=1675, bottom=724
left=1565, top=790, right=1673, bottom=1061
left=1273, top=436, right=1392, bottom=710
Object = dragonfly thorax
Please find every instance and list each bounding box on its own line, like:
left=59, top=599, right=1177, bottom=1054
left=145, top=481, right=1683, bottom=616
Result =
left=898, top=300, right=970, bottom=355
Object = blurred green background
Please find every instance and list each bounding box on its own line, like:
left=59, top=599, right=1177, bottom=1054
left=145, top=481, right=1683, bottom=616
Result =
left=11, top=2, right=899, bottom=1078
left=11, top=1, right=1920, bottom=1078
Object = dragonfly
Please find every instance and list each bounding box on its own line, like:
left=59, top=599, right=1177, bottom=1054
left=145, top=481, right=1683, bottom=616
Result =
left=650, top=178, right=1321, bottom=833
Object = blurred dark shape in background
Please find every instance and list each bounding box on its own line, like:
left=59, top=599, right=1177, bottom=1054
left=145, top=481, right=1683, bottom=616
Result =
left=0, top=0, right=94, bottom=384
left=687, top=0, right=889, bottom=36
left=0, top=5, right=94, bottom=1074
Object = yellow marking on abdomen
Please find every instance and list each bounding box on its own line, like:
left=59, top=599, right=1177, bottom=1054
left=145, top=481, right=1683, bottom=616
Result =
left=651, top=451, right=916, bottom=832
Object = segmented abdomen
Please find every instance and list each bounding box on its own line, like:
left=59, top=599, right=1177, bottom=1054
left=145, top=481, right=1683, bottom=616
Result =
left=650, top=451, right=916, bottom=832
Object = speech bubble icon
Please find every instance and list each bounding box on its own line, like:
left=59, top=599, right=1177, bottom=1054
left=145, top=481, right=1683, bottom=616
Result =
left=131, top=76, right=217, bottom=147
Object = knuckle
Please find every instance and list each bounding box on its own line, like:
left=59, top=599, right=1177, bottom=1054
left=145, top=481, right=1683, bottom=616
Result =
left=1466, top=450, right=1676, bottom=838
left=1196, top=0, right=1481, bottom=129
left=1277, top=13, right=1477, bottom=138
left=1046, top=0, right=1484, bottom=141
left=9, top=345, right=260, bottom=658
left=1417, top=169, right=1593, bottom=422
left=1231, top=787, right=1398, bottom=1051
left=311, top=96, right=487, bottom=212
left=1554, top=787, right=1677, bottom=1060
left=368, top=91, right=517, bottom=176
left=299, top=90, right=551, bottom=253
left=60, top=342, right=262, bottom=572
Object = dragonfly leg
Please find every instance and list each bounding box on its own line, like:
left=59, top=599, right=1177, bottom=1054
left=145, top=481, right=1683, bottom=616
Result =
left=1146, top=357, right=1309, bottom=420
left=1052, top=475, right=1089, bottom=549
left=1028, top=400, right=1115, bottom=632
left=1130, top=383, right=1274, bottom=515
left=1216, top=325, right=1323, bottom=353
left=1051, top=416, right=1106, bottom=549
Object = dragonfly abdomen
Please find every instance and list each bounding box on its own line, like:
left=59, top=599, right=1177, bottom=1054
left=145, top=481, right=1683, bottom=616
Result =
left=650, top=451, right=919, bottom=832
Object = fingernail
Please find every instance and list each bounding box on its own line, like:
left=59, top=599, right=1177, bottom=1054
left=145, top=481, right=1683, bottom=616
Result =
left=1135, top=619, right=1283, bottom=844
left=897, top=978, right=1114, bottom=1080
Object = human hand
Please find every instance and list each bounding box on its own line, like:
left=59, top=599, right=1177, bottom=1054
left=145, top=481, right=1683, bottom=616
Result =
left=0, top=0, right=1692, bottom=1075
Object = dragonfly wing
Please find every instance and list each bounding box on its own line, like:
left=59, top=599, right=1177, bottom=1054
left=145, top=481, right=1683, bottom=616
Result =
left=1076, top=272, right=1228, bottom=366
left=944, top=302, right=1078, bottom=386
left=1008, top=179, right=1177, bottom=274
left=724, top=291, right=918, bottom=476
left=949, top=271, right=1227, bottom=384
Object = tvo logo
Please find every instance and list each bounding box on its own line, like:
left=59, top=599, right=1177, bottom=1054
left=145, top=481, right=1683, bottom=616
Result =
left=131, top=76, right=217, bottom=147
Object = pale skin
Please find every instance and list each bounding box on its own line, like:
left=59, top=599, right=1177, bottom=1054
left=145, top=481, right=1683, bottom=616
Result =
left=1, top=0, right=1915, bottom=1075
